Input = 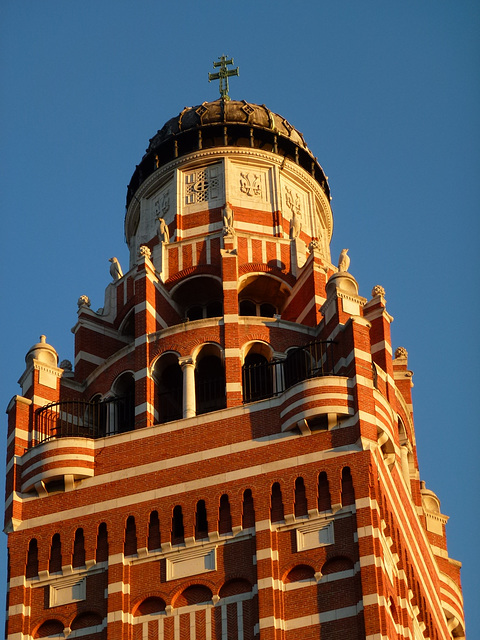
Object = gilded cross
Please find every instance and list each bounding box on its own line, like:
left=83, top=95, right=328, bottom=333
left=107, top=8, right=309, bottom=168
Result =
left=208, top=55, right=239, bottom=100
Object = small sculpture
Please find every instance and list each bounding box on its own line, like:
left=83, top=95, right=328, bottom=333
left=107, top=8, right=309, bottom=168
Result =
left=395, top=346, right=408, bottom=359
left=157, top=217, right=170, bottom=244
left=371, top=284, right=385, bottom=297
left=308, top=238, right=320, bottom=252
left=290, top=212, right=302, bottom=239
left=138, top=245, right=152, bottom=259
left=109, top=257, right=123, bottom=281
left=223, top=203, right=235, bottom=234
left=338, top=248, right=350, bottom=272
left=77, top=295, right=91, bottom=308
left=60, top=359, right=73, bottom=371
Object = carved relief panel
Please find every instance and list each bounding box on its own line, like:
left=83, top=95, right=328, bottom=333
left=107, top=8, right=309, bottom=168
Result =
left=227, top=160, right=272, bottom=211
left=182, top=163, right=223, bottom=211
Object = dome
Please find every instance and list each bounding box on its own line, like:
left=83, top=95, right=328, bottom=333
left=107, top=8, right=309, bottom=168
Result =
left=25, top=335, right=58, bottom=367
left=126, top=99, right=330, bottom=208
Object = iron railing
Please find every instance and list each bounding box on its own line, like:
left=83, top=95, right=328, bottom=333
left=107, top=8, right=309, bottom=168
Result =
left=34, top=396, right=134, bottom=446
left=242, top=340, right=336, bottom=404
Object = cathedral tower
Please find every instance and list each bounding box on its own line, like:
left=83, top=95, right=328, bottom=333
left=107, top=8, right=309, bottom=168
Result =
left=4, top=78, right=465, bottom=639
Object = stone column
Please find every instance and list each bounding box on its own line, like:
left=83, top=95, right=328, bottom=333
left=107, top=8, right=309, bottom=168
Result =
left=400, top=444, right=411, bottom=494
left=179, top=356, right=196, bottom=419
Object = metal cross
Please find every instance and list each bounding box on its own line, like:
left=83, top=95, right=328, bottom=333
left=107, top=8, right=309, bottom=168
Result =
left=208, top=55, right=239, bottom=100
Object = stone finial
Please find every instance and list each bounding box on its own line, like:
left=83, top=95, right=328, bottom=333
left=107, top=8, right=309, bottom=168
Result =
left=371, top=284, right=385, bottom=297
left=157, top=217, right=170, bottom=243
left=60, top=359, right=72, bottom=371
left=338, top=248, right=350, bottom=272
left=109, top=257, right=123, bottom=281
left=308, top=239, right=320, bottom=252
left=395, top=346, right=408, bottom=359
left=77, top=295, right=91, bottom=308
left=138, top=245, right=151, bottom=259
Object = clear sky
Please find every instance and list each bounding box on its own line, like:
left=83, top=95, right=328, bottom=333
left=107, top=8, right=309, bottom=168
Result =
left=1, top=0, right=479, bottom=634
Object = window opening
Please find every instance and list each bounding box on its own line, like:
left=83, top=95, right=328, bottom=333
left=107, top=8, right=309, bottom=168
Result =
left=172, top=505, right=185, bottom=544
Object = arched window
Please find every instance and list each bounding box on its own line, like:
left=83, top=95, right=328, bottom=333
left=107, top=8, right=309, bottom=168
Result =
left=317, top=471, right=332, bottom=512
left=172, top=505, right=184, bottom=545
left=195, top=346, right=226, bottom=414
left=242, top=342, right=275, bottom=402
left=195, top=500, right=208, bottom=540
left=72, top=528, right=85, bottom=568
left=113, top=372, right=135, bottom=433
left=26, top=538, right=38, bottom=578
left=124, top=516, right=137, bottom=556
left=270, top=482, right=284, bottom=523
left=238, top=274, right=290, bottom=317
left=154, top=353, right=183, bottom=423
left=148, top=511, right=161, bottom=551
left=341, top=467, right=355, bottom=507
left=294, top=477, right=308, bottom=517
left=96, top=522, right=108, bottom=563
left=171, top=276, right=223, bottom=321
left=218, top=494, right=232, bottom=534
left=49, top=533, right=62, bottom=574
left=242, top=489, right=255, bottom=529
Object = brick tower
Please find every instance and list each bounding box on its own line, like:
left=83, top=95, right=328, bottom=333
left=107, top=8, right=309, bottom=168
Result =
left=5, top=94, right=465, bottom=639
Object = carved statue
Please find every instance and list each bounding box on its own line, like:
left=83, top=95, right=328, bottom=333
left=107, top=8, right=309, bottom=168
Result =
left=77, top=295, right=91, bottom=308
left=60, top=359, right=73, bottom=371
left=308, top=238, right=320, bottom=252
left=395, top=346, right=408, bottom=359
left=138, top=245, right=152, bottom=259
left=223, top=203, right=234, bottom=234
left=338, top=248, right=350, bottom=272
left=157, top=217, right=170, bottom=244
left=371, top=284, right=385, bottom=297
left=290, top=212, right=302, bottom=239
left=109, top=257, right=123, bottom=281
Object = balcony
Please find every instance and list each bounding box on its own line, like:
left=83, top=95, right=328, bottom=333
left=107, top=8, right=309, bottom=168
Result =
left=242, top=340, right=336, bottom=404
left=34, top=396, right=133, bottom=447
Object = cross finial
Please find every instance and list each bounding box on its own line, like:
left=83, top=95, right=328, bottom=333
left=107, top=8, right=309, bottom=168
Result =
left=208, top=55, right=239, bottom=101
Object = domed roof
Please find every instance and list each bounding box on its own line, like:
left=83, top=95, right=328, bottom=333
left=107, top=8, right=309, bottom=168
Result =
left=126, top=98, right=330, bottom=208
left=146, top=99, right=311, bottom=154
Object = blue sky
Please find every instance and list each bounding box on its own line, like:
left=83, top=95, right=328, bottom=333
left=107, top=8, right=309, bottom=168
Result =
left=1, top=1, right=479, bottom=634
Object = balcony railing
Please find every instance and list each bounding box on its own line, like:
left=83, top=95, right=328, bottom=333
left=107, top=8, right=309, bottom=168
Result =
left=34, top=396, right=133, bottom=446
left=242, top=340, right=336, bottom=403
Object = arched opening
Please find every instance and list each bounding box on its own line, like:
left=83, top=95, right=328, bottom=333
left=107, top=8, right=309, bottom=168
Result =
left=270, top=482, right=284, bottom=523
left=134, top=596, right=166, bottom=616
left=112, top=372, right=135, bottom=433
left=195, top=345, right=226, bottom=414
left=26, top=538, right=38, bottom=578
left=294, top=477, right=308, bottom=517
left=171, top=276, right=223, bottom=321
left=242, top=489, right=255, bottom=529
left=72, top=528, right=85, bottom=568
left=238, top=274, right=290, bottom=316
left=242, top=342, right=275, bottom=402
left=341, top=467, right=355, bottom=507
left=218, top=494, right=232, bottom=535
left=172, top=505, right=184, bottom=545
left=124, top=516, right=137, bottom=556
left=195, top=500, right=208, bottom=540
left=71, top=612, right=103, bottom=631
left=317, top=471, right=332, bottom=512
left=34, top=619, right=64, bottom=638
left=119, top=309, right=135, bottom=339
left=148, top=511, right=161, bottom=551
left=284, top=564, right=315, bottom=583
left=49, top=533, right=62, bottom=574
left=96, top=522, right=108, bottom=563
left=153, top=353, right=183, bottom=423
